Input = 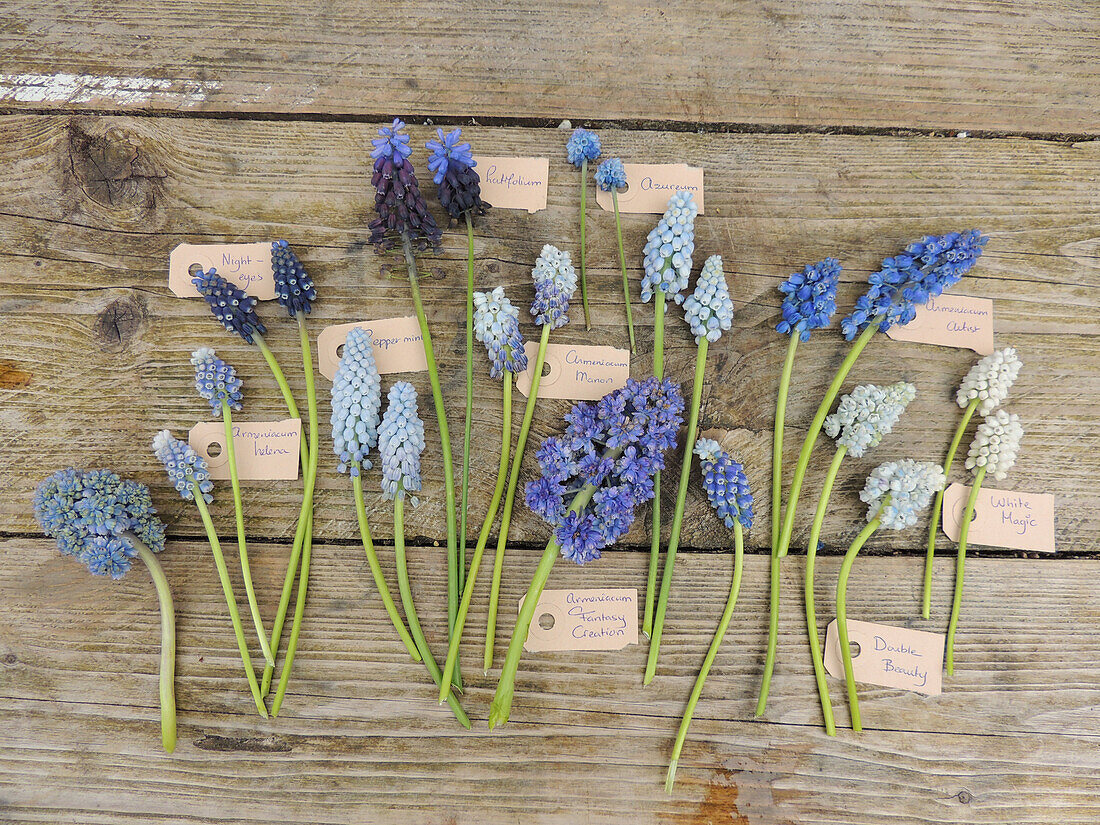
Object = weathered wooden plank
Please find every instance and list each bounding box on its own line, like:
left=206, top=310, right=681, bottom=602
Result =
left=2, top=539, right=1099, bottom=824
left=1, top=116, right=1097, bottom=550
left=1, top=2, right=1098, bottom=133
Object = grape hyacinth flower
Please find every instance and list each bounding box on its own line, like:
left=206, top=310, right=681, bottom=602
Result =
left=595, top=157, right=635, bottom=351
left=484, top=245, right=578, bottom=671
left=646, top=255, right=734, bottom=685
left=440, top=288, right=527, bottom=699
left=489, top=377, right=685, bottom=729
left=640, top=190, right=698, bottom=637
left=838, top=460, right=946, bottom=730
left=378, top=382, right=471, bottom=728
left=666, top=439, right=752, bottom=792
left=152, top=430, right=268, bottom=718
left=566, top=127, right=601, bottom=329
left=923, top=347, right=1022, bottom=617
left=191, top=347, right=273, bottom=667
left=34, top=469, right=175, bottom=751
left=946, top=409, right=1023, bottom=673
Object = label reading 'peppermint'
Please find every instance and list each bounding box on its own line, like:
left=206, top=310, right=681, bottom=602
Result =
left=316, top=317, right=428, bottom=380
left=168, top=242, right=275, bottom=299
left=522, top=588, right=638, bottom=652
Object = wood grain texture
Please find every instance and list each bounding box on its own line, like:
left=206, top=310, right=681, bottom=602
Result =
left=1, top=2, right=1099, bottom=134
left=0, top=115, right=1096, bottom=550
left=2, top=538, right=1099, bottom=824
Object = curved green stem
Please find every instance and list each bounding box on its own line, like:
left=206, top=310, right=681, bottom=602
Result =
left=402, top=234, right=460, bottom=689
left=441, top=375, right=512, bottom=701
left=192, top=484, right=267, bottom=718
left=485, top=323, right=552, bottom=672
left=611, top=189, right=634, bottom=352
left=352, top=469, right=420, bottom=661
left=394, top=492, right=472, bottom=728
left=644, top=291, right=667, bottom=638
left=924, top=399, right=979, bottom=618
left=133, top=535, right=176, bottom=753
left=837, top=516, right=882, bottom=732
left=459, top=212, right=476, bottom=601
left=772, top=335, right=799, bottom=552
left=946, top=467, right=985, bottom=675
left=645, top=340, right=708, bottom=685
left=221, top=403, right=274, bottom=666
left=579, top=157, right=591, bottom=330
left=803, top=445, right=846, bottom=736
left=666, top=522, right=743, bottom=793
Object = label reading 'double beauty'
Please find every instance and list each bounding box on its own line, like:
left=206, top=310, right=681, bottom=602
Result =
left=188, top=419, right=301, bottom=481
left=941, top=483, right=1056, bottom=553
left=316, top=317, right=428, bottom=380
left=885, top=294, right=994, bottom=355
left=521, top=588, right=638, bottom=652
left=594, top=163, right=704, bottom=214
left=514, top=343, right=630, bottom=400
left=168, top=242, right=276, bottom=299
left=824, top=619, right=944, bottom=696
left=471, top=156, right=549, bottom=212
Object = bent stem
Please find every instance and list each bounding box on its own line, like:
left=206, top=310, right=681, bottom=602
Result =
left=192, top=484, right=267, bottom=718
left=644, top=291, right=667, bottom=638
left=837, top=515, right=882, bottom=732
left=772, top=335, right=799, bottom=552
left=441, top=374, right=512, bottom=701
left=946, top=467, right=986, bottom=675
left=394, top=491, right=472, bottom=728
left=645, top=340, right=708, bottom=685
left=579, top=158, right=591, bottom=330
left=924, top=399, right=979, bottom=618
left=221, top=403, right=274, bottom=667
left=666, top=522, right=743, bottom=793
left=460, top=212, right=476, bottom=599
left=133, top=536, right=176, bottom=753
left=611, top=189, right=635, bottom=351
left=485, top=323, right=552, bottom=672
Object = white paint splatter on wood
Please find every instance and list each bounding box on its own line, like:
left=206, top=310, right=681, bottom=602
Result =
left=0, top=73, right=221, bottom=107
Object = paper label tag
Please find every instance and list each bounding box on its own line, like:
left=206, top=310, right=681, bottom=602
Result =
left=521, top=588, right=638, bottom=652
left=317, top=317, right=428, bottom=380
left=188, top=419, right=301, bottom=481
left=514, top=343, right=630, bottom=400
left=168, top=242, right=275, bottom=299
left=941, top=483, right=1056, bottom=553
left=594, top=163, right=705, bottom=214
left=824, top=619, right=944, bottom=695
left=472, top=155, right=549, bottom=212
left=884, top=294, right=993, bottom=354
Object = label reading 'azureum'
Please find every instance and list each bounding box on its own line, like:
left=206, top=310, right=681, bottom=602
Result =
left=594, top=163, right=704, bottom=214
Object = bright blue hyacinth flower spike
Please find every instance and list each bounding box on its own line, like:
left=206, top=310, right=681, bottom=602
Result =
left=489, top=376, right=685, bottom=730
left=666, top=437, right=753, bottom=792
left=34, top=469, right=176, bottom=752
left=567, top=127, right=602, bottom=330
left=378, top=381, right=471, bottom=728
left=595, top=157, right=635, bottom=351
left=645, top=254, right=733, bottom=685
left=151, top=430, right=268, bottom=718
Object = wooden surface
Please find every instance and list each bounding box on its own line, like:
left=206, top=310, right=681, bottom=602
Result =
left=1, top=2, right=1099, bottom=823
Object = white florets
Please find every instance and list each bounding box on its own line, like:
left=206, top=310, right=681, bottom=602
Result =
left=956, top=347, right=1022, bottom=416
left=824, top=381, right=916, bottom=458
left=860, top=459, right=946, bottom=531
left=965, top=409, right=1023, bottom=481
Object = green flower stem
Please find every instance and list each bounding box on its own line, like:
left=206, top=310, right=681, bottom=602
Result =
left=394, top=491, right=472, bottom=728
left=924, top=399, right=979, bottom=618
left=772, top=335, right=799, bottom=552
left=192, top=482, right=268, bottom=718
left=220, top=403, right=274, bottom=667
left=611, top=189, right=635, bottom=352
left=484, top=322, right=552, bottom=672
left=946, top=466, right=986, bottom=675
left=666, top=521, right=743, bottom=793
left=440, top=374, right=513, bottom=701
left=133, top=535, right=176, bottom=753
left=836, top=515, right=882, bottom=732
left=402, top=234, right=460, bottom=689
left=579, top=158, right=592, bottom=330
left=352, top=468, right=420, bottom=661
left=777, top=321, right=879, bottom=560
left=645, top=339, right=709, bottom=685
left=460, top=212, right=476, bottom=599
left=643, top=291, right=667, bottom=638
left=803, top=445, right=846, bottom=736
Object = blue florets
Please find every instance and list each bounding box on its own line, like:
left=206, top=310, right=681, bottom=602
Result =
left=641, top=191, right=698, bottom=303
left=192, top=266, right=267, bottom=345
left=524, top=377, right=685, bottom=564
left=840, top=230, right=988, bottom=340
left=683, top=255, right=734, bottom=344
left=270, top=240, right=317, bottom=317
left=378, top=381, right=425, bottom=505
left=425, top=127, right=475, bottom=184
left=474, top=287, right=528, bottom=378
left=330, top=326, right=382, bottom=476
left=425, top=127, right=489, bottom=219
left=153, top=429, right=214, bottom=504
left=370, top=118, right=412, bottom=163
left=368, top=119, right=442, bottom=251
left=190, top=346, right=243, bottom=417
left=530, top=244, right=578, bottom=329
left=777, top=257, right=841, bottom=341
left=693, top=439, right=753, bottom=530
left=566, top=128, right=602, bottom=167
left=595, top=157, right=627, bottom=192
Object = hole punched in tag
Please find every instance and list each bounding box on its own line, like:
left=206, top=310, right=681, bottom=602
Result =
left=538, top=613, right=555, bottom=630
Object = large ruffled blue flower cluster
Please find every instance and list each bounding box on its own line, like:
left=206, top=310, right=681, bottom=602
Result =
left=594, top=157, right=627, bottom=192
left=330, top=326, right=382, bottom=476
left=153, top=429, right=215, bottom=504
left=192, top=267, right=267, bottom=344
left=683, top=254, right=734, bottom=344
left=840, top=230, right=988, bottom=340
left=641, top=191, right=698, bottom=303
left=378, top=381, right=425, bottom=505
left=693, top=438, right=753, bottom=530
left=368, top=119, right=442, bottom=251
left=33, top=468, right=166, bottom=579
left=524, top=377, right=685, bottom=565
left=824, top=381, right=916, bottom=458
left=777, top=257, right=841, bottom=341
left=191, top=346, right=243, bottom=417
left=860, top=459, right=946, bottom=531
left=530, top=244, right=577, bottom=329
left=270, top=240, right=317, bottom=317
left=425, top=127, right=489, bottom=220
left=566, top=128, right=601, bottom=167
left=474, top=287, right=528, bottom=378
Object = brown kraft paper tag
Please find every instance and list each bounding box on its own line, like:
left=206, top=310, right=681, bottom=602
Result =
left=472, top=155, right=549, bottom=212
left=824, top=619, right=944, bottom=695
left=169, top=242, right=275, bottom=299
left=941, top=482, right=1056, bottom=553
left=188, top=418, right=301, bottom=481
left=594, top=163, right=704, bottom=214
left=885, top=294, right=994, bottom=354
left=316, top=317, right=428, bottom=380
left=522, top=589, right=638, bottom=652
left=514, top=343, right=630, bottom=400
